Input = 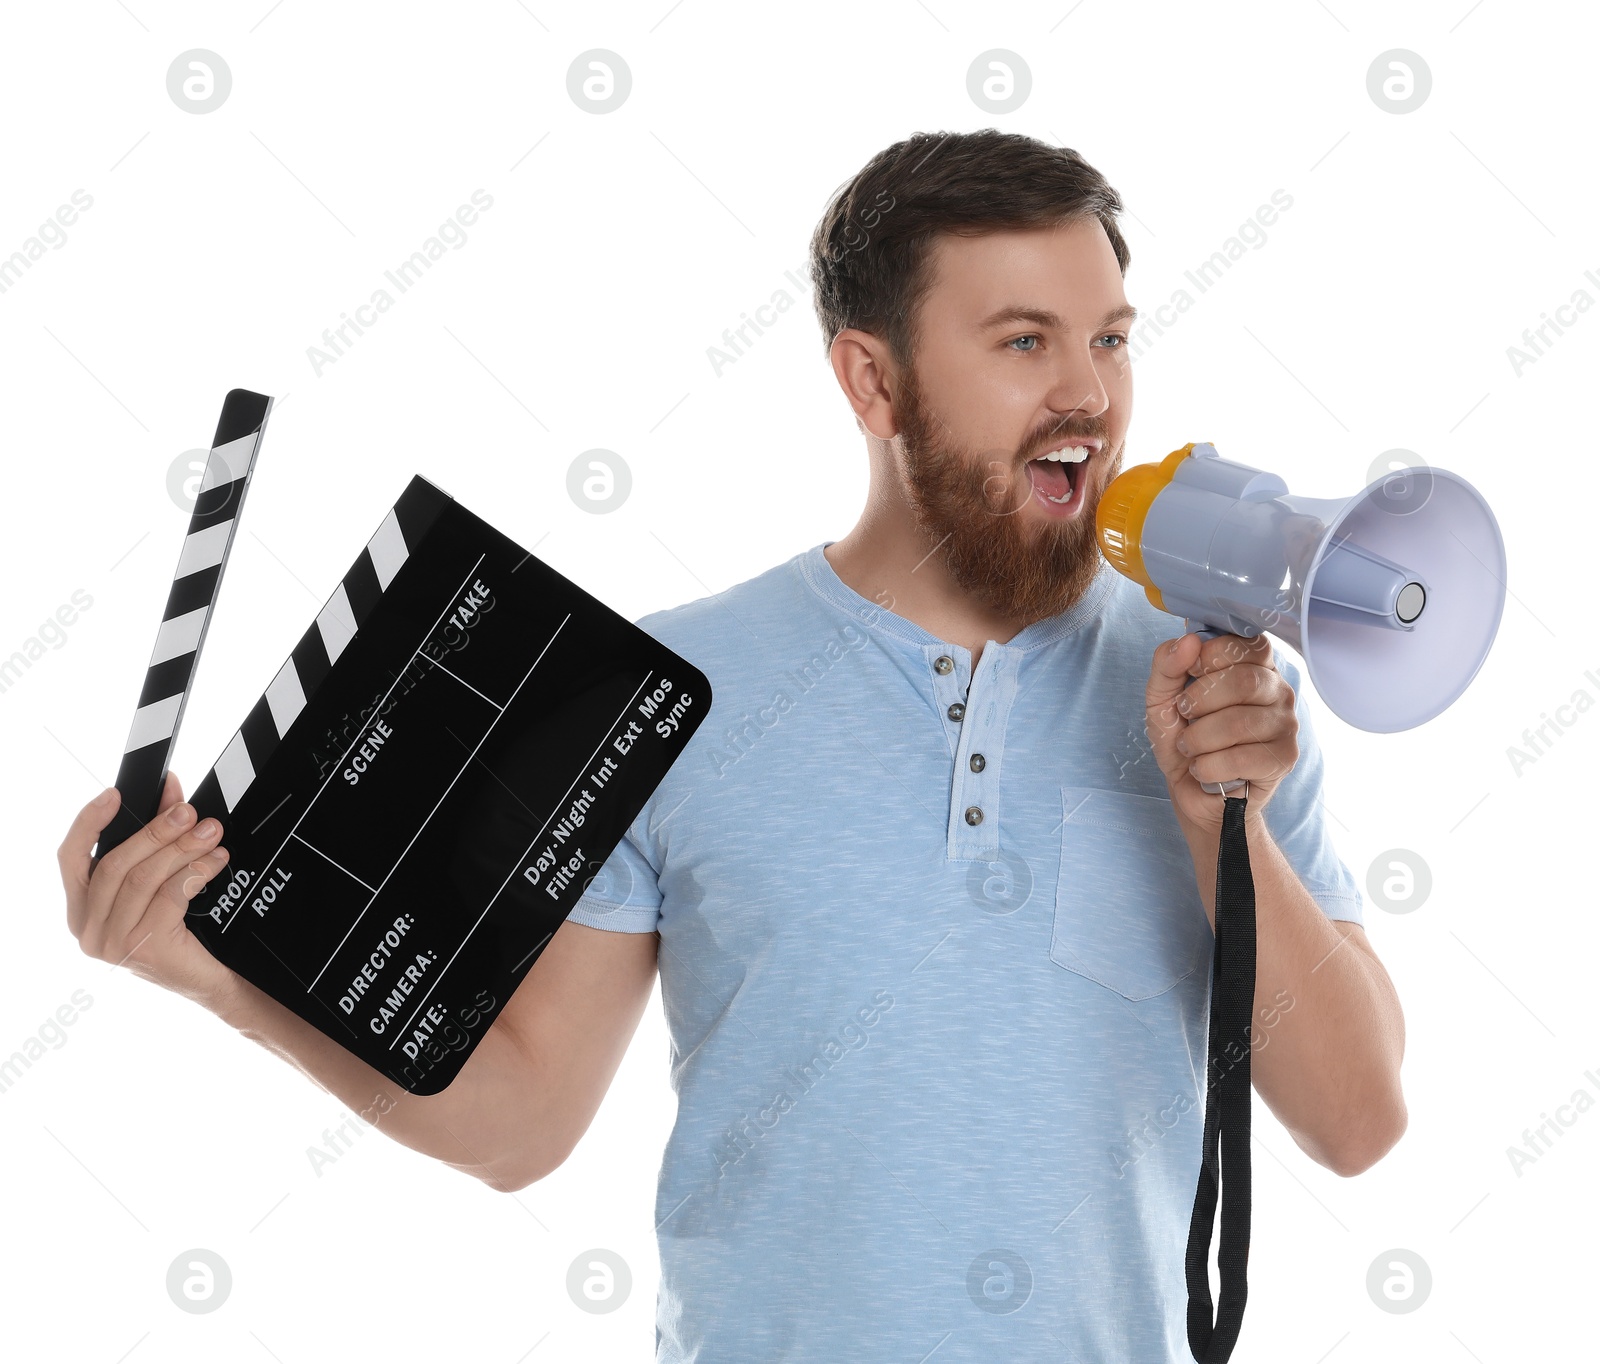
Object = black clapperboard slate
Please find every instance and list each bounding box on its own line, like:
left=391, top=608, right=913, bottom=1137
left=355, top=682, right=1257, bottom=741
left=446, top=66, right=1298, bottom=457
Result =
left=193, top=477, right=707, bottom=1093
left=107, top=405, right=708, bottom=1095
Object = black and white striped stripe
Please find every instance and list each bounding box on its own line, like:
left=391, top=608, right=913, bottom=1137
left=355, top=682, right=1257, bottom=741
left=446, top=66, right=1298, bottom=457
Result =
left=185, top=491, right=427, bottom=817
left=95, top=389, right=274, bottom=860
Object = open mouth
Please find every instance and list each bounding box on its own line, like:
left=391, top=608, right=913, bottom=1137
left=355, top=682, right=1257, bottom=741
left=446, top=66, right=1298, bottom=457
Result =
left=1023, top=442, right=1096, bottom=514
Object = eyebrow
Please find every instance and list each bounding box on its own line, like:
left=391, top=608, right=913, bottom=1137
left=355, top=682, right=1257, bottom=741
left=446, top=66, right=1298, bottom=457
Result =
left=978, top=303, right=1139, bottom=332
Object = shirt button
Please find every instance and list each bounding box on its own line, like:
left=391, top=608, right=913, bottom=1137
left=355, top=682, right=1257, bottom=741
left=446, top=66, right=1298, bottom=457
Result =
left=933, top=655, right=954, bottom=675
left=964, top=805, right=984, bottom=826
left=947, top=702, right=966, bottom=722
left=969, top=752, right=986, bottom=772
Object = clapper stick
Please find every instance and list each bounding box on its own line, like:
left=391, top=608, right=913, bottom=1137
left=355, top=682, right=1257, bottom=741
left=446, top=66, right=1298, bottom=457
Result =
left=93, top=389, right=275, bottom=866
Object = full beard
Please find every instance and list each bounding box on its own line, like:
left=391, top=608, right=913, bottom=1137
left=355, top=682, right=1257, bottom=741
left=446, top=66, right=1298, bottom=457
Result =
left=895, top=372, right=1122, bottom=626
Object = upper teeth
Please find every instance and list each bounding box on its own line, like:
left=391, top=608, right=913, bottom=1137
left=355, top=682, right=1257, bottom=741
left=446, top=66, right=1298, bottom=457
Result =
left=1040, top=445, right=1092, bottom=463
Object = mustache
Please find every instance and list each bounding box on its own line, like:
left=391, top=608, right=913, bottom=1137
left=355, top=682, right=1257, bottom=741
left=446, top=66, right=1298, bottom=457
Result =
left=1022, top=419, right=1108, bottom=460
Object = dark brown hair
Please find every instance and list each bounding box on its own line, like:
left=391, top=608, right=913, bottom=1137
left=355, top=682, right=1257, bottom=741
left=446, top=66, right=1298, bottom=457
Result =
left=807, top=129, right=1130, bottom=370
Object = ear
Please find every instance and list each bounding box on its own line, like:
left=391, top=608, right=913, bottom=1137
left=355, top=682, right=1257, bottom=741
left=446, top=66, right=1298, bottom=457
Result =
left=829, top=329, right=901, bottom=441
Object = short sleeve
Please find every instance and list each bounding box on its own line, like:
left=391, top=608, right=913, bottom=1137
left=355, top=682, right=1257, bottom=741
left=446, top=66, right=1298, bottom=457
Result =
left=1264, top=650, right=1364, bottom=926
left=565, top=819, right=664, bottom=934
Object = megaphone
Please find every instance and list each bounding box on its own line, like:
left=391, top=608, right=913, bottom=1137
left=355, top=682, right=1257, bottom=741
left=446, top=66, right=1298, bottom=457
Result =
left=1094, top=442, right=1508, bottom=1364
left=1096, top=442, right=1507, bottom=732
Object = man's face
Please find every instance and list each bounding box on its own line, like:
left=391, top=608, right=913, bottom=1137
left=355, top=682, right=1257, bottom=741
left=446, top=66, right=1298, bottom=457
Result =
left=891, top=216, right=1134, bottom=625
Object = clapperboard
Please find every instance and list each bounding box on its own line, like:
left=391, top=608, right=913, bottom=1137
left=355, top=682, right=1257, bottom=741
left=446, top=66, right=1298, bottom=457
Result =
left=97, top=390, right=709, bottom=1093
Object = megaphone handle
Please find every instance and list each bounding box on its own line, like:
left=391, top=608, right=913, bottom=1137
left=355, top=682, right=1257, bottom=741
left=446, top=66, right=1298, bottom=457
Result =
left=1185, top=792, right=1257, bottom=1362
left=1179, top=610, right=1257, bottom=1361
left=1180, top=620, right=1250, bottom=796
left=1180, top=589, right=1257, bottom=1355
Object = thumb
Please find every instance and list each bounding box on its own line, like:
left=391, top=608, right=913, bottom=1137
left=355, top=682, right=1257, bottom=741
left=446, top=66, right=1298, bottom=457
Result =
left=1144, top=632, right=1201, bottom=765
left=154, top=769, right=186, bottom=815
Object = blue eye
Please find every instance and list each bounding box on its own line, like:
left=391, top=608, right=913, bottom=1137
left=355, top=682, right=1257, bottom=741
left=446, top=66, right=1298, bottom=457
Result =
left=1009, top=333, right=1127, bottom=353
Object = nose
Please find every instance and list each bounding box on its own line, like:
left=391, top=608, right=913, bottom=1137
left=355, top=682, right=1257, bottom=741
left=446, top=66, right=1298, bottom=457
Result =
left=1043, top=342, right=1111, bottom=423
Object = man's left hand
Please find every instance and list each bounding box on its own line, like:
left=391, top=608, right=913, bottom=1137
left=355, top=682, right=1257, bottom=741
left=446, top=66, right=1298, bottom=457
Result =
left=1144, top=631, right=1299, bottom=837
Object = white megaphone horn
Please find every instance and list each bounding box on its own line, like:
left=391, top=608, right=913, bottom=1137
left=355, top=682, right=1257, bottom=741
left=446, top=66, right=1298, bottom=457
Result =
left=1095, top=442, right=1507, bottom=734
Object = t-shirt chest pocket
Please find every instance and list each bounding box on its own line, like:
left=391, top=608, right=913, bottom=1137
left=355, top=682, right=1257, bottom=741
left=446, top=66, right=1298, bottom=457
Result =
left=1051, top=786, right=1212, bottom=1001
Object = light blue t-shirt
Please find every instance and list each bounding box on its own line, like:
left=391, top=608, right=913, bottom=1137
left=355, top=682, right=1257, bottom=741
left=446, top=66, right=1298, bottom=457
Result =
left=567, top=542, right=1362, bottom=1363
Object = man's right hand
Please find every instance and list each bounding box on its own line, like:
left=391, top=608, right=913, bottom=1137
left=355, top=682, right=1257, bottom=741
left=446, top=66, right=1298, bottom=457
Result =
left=56, top=769, right=661, bottom=1193
left=60, top=772, right=242, bottom=1011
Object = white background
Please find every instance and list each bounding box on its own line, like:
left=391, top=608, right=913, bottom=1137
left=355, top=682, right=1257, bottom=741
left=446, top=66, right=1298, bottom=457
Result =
left=1, top=1, right=1594, bottom=1360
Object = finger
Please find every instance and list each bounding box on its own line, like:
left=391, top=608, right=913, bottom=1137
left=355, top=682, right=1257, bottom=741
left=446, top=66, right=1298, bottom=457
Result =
left=86, top=771, right=184, bottom=875
left=59, top=787, right=121, bottom=934
left=1144, top=633, right=1206, bottom=769
left=116, top=848, right=230, bottom=978
left=88, top=798, right=202, bottom=901
left=155, top=769, right=185, bottom=816
left=1179, top=700, right=1288, bottom=757
left=1146, top=632, right=1203, bottom=718
left=148, top=846, right=231, bottom=943
left=83, top=803, right=221, bottom=951
left=1186, top=738, right=1298, bottom=788
left=1175, top=663, right=1285, bottom=722
left=101, top=819, right=226, bottom=950
left=1190, top=631, right=1272, bottom=678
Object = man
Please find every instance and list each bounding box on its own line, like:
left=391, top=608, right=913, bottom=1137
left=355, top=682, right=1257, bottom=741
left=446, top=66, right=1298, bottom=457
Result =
left=61, top=129, right=1405, bottom=1361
